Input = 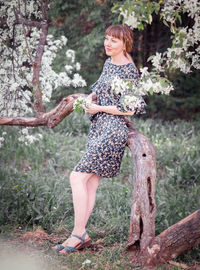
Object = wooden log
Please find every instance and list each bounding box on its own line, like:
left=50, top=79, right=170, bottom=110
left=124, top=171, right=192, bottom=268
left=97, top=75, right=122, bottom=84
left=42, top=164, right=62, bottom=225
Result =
left=144, top=209, right=200, bottom=268
left=125, top=118, right=157, bottom=251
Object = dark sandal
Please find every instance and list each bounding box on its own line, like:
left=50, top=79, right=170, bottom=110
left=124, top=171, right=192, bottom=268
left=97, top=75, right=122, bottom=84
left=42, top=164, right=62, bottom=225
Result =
left=53, top=244, right=65, bottom=252
left=61, top=232, right=91, bottom=254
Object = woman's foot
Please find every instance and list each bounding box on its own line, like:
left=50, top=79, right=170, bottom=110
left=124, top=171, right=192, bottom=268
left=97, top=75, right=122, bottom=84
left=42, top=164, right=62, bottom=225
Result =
left=52, top=243, right=65, bottom=251
left=59, top=232, right=91, bottom=254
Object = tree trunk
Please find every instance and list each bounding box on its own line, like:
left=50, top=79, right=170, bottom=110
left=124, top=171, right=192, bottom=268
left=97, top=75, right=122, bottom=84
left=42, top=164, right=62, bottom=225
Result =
left=125, top=117, right=157, bottom=251
left=125, top=118, right=200, bottom=268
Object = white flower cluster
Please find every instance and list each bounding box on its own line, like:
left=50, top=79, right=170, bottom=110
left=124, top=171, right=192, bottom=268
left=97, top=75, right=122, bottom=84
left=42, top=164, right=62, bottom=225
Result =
left=122, top=94, right=143, bottom=111
left=0, top=0, right=86, bottom=117
left=0, top=0, right=86, bottom=146
left=18, top=127, right=43, bottom=146
left=110, top=68, right=174, bottom=111
left=111, top=76, right=130, bottom=95
left=138, top=68, right=174, bottom=95
left=73, top=96, right=91, bottom=114
left=117, top=0, right=200, bottom=75
left=159, top=0, right=200, bottom=73
left=119, top=8, right=139, bottom=29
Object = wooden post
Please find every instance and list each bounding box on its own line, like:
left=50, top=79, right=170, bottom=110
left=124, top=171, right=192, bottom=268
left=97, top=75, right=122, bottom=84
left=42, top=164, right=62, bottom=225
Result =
left=125, top=118, right=157, bottom=251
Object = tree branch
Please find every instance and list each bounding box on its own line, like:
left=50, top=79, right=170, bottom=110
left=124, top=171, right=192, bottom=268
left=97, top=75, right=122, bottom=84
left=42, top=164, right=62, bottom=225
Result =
left=0, top=94, right=82, bottom=128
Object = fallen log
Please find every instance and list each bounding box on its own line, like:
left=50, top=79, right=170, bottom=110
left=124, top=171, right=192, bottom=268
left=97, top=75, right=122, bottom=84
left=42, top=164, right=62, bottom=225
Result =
left=144, top=209, right=200, bottom=268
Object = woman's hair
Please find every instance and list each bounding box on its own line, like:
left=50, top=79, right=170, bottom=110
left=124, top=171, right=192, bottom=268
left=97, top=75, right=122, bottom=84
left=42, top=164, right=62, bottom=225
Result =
left=105, top=24, right=133, bottom=55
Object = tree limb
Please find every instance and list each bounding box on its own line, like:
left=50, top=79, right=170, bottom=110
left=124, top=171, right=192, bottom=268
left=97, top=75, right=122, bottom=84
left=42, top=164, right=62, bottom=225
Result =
left=0, top=94, right=82, bottom=128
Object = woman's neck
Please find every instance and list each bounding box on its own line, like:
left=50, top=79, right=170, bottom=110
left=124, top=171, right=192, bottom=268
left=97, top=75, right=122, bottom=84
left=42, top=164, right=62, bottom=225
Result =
left=111, top=53, right=133, bottom=65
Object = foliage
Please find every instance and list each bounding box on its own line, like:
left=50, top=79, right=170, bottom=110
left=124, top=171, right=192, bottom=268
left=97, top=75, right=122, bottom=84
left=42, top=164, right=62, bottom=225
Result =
left=48, top=0, right=119, bottom=89
left=112, top=0, right=200, bottom=118
left=48, top=0, right=200, bottom=120
left=0, top=117, right=199, bottom=230
left=145, top=69, right=200, bottom=120
left=0, top=117, right=199, bottom=266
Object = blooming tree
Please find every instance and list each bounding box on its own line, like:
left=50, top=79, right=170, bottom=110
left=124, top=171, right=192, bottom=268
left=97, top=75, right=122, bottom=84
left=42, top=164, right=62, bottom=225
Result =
left=0, top=0, right=86, bottom=145
left=112, top=0, right=200, bottom=104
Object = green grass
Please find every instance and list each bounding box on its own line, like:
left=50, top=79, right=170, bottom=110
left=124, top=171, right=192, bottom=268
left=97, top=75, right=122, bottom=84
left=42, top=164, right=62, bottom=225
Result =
left=0, top=116, right=200, bottom=268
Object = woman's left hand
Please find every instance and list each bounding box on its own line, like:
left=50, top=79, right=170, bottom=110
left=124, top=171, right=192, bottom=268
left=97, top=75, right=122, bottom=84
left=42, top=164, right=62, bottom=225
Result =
left=85, top=103, right=101, bottom=114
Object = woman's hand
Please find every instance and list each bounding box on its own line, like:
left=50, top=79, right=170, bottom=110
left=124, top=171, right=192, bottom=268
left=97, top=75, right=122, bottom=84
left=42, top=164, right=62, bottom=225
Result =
left=85, top=103, right=101, bottom=114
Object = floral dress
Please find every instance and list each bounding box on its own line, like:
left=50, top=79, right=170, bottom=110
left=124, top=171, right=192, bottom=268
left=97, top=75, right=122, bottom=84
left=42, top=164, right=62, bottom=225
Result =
left=74, top=58, right=145, bottom=178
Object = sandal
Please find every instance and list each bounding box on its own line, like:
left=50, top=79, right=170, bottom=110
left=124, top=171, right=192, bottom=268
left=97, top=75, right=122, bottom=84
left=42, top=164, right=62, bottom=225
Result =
left=60, top=232, right=91, bottom=254
left=52, top=244, right=65, bottom=252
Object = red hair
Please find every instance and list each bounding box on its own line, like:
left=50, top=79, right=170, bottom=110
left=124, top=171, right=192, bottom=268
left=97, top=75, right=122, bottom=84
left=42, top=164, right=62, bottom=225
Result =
left=105, top=24, right=133, bottom=54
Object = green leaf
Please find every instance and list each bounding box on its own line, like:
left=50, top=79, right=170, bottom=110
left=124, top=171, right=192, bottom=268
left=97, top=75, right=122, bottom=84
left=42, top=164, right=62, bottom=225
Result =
left=74, top=106, right=83, bottom=115
left=147, top=55, right=154, bottom=62
left=149, top=87, right=154, bottom=95
left=163, top=20, right=169, bottom=27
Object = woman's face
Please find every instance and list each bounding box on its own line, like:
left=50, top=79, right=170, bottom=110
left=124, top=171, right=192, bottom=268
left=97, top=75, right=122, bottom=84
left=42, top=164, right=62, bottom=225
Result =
left=104, top=35, right=125, bottom=58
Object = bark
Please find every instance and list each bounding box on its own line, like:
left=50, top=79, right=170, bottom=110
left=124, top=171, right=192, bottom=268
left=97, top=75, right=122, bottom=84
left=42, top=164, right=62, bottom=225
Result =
left=0, top=94, right=81, bottom=128
left=12, top=0, right=49, bottom=114
left=125, top=117, right=157, bottom=251
left=144, top=209, right=200, bottom=268
left=32, top=0, right=49, bottom=114
left=124, top=118, right=200, bottom=267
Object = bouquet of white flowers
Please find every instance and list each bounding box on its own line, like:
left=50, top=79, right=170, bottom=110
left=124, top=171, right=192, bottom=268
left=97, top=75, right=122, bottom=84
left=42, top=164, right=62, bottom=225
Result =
left=111, top=76, right=144, bottom=112
left=73, top=96, right=91, bottom=114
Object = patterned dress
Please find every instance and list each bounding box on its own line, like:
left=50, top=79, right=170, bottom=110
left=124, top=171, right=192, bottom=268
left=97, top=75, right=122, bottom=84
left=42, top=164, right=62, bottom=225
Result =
left=74, top=58, right=145, bottom=178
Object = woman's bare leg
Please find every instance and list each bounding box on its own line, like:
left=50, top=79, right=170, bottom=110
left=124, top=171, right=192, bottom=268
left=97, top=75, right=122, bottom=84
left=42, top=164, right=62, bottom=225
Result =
left=84, top=174, right=100, bottom=225
left=59, top=171, right=100, bottom=252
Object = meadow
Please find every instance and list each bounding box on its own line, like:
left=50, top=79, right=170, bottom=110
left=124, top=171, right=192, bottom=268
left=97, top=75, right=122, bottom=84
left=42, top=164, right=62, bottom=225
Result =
left=0, top=115, right=199, bottom=269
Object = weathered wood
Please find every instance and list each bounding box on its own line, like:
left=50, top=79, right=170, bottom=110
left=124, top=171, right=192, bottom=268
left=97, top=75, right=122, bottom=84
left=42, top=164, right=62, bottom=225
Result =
left=0, top=94, right=81, bottom=127
left=125, top=117, right=157, bottom=251
left=144, top=209, right=200, bottom=268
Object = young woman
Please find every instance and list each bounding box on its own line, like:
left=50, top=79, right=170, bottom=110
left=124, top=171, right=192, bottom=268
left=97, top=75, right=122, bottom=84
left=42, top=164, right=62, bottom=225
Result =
left=53, top=24, right=145, bottom=254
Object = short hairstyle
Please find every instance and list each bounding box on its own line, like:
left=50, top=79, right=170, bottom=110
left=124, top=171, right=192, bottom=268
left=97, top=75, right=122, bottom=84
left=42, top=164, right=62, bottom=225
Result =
left=105, top=24, right=133, bottom=53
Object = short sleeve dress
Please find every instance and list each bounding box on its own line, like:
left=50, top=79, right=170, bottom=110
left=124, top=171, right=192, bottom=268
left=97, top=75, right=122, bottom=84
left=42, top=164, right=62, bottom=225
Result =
left=73, top=58, right=145, bottom=178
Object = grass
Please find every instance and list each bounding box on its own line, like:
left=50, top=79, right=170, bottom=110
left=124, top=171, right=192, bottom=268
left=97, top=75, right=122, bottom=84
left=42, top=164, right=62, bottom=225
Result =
left=0, top=115, right=200, bottom=269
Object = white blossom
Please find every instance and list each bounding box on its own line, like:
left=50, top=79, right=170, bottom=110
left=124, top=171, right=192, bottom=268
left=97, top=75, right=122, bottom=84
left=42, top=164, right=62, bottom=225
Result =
left=72, top=73, right=87, bottom=88
left=119, top=8, right=139, bottom=29
left=151, top=53, right=163, bottom=71
left=82, top=259, right=91, bottom=266
left=66, top=49, right=75, bottom=63
left=140, top=67, right=149, bottom=79
left=0, top=0, right=87, bottom=146
left=73, top=96, right=91, bottom=113
left=111, top=76, right=129, bottom=95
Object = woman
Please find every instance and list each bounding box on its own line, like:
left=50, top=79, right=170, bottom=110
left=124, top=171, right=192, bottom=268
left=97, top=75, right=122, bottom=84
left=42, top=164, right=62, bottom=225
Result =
left=53, top=24, right=145, bottom=254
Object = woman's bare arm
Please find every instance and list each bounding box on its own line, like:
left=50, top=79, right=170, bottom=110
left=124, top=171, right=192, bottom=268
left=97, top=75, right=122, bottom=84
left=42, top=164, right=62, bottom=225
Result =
left=85, top=103, right=134, bottom=116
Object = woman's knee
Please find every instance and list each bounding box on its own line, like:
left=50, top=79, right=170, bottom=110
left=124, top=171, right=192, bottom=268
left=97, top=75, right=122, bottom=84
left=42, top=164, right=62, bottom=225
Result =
left=69, top=171, right=91, bottom=187
left=69, top=171, right=80, bottom=186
